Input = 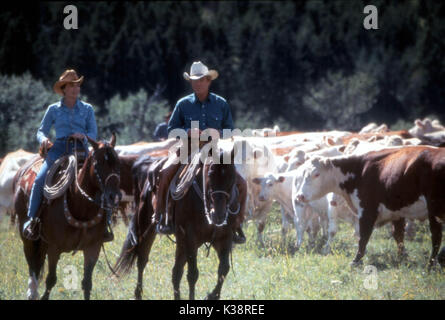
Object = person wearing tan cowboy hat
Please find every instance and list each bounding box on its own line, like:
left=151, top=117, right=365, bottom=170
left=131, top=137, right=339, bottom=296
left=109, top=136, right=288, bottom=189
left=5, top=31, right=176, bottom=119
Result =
left=154, top=61, right=247, bottom=244
left=23, top=69, right=113, bottom=242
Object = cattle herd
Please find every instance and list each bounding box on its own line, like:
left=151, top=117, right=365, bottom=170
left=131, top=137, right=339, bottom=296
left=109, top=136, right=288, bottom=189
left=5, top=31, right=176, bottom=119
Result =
left=1, top=117, right=445, bottom=274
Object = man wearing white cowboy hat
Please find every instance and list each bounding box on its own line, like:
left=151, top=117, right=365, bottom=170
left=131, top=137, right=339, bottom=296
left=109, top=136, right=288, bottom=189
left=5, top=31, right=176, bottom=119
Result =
left=154, top=61, right=247, bottom=244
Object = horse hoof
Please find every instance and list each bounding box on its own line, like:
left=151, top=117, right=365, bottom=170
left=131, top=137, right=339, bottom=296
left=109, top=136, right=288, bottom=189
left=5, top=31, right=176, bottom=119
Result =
left=322, top=247, right=331, bottom=255
left=205, top=293, right=219, bottom=300
left=349, top=260, right=363, bottom=268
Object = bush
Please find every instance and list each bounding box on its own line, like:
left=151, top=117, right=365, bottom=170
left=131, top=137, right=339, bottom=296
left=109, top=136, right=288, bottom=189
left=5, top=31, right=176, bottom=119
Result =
left=0, top=72, right=59, bottom=155
left=100, top=87, right=170, bottom=145
left=302, top=71, right=379, bottom=131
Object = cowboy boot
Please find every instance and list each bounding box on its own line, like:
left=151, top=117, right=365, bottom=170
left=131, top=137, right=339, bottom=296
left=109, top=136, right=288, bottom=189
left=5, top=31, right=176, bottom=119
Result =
left=233, top=225, right=246, bottom=244
left=103, top=223, right=114, bottom=242
left=158, top=199, right=175, bottom=234
left=23, top=201, right=45, bottom=241
left=23, top=217, right=41, bottom=241
left=155, top=162, right=179, bottom=235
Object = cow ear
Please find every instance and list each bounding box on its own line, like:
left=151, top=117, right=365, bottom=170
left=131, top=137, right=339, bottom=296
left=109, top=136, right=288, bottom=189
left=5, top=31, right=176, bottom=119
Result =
left=297, top=150, right=306, bottom=161
left=87, top=136, right=99, bottom=151
left=110, top=132, right=117, bottom=147
left=415, top=119, right=423, bottom=128
left=252, top=178, right=262, bottom=185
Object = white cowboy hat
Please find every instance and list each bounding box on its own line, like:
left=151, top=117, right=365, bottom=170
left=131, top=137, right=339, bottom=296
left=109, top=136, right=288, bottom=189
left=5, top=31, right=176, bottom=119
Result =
left=183, top=61, right=218, bottom=81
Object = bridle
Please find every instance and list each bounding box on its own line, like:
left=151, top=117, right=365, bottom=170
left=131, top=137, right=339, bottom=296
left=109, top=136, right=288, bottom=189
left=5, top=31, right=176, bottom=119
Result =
left=71, top=139, right=121, bottom=211
left=202, top=157, right=240, bottom=227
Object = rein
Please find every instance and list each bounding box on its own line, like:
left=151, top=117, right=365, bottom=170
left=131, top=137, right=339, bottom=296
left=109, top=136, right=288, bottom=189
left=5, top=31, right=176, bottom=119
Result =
left=62, top=139, right=120, bottom=229
left=199, top=157, right=240, bottom=227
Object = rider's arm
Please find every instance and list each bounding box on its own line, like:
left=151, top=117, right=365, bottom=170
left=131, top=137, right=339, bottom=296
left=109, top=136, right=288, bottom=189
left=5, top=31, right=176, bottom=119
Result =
left=220, top=99, right=234, bottom=138
left=85, top=104, right=98, bottom=141
left=167, top=102, right=186, bottom=135
left=36, top=104, right=55, bottom=145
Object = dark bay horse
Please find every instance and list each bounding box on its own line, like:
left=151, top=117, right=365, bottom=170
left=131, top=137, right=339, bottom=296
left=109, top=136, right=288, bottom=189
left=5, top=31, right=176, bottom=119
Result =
left=115, top=147, right=246, bottom=300
left=13, top=134, right=121, bottom=300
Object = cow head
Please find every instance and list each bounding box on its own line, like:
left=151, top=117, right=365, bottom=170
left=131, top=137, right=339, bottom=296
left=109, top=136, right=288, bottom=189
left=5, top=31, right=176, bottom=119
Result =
left=294, top=156, right=333, bottom=203
left=252, top=173, right=285, bottom=202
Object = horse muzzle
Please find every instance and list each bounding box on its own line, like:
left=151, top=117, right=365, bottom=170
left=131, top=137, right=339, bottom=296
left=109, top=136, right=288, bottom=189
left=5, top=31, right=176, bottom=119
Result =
left=209, top=207, right=228, bottom=227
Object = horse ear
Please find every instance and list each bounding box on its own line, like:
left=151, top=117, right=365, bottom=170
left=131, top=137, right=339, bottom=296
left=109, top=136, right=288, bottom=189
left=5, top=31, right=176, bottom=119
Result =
left=110, top=132, right=117, bottom=147
left=87, top=136, right=99, bottom=150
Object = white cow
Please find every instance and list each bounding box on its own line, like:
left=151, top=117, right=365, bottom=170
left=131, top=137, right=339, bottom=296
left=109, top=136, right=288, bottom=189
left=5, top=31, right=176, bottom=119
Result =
left=252, top=125, right=280, bottom=137
left=408, top=118, right=445, bottom=138
left=219, top=137, right=280, bottom=247
left=0, top=149, right=36, bottom=221
left=253, top=170, right=358, bottom=253
left=115, top=138, right=177, bottom=156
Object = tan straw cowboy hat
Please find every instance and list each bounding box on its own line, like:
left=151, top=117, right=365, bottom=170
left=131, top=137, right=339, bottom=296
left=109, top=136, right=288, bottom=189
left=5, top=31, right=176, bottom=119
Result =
left=53, top=69, right=84, bottom=96
left=183, top=61, right=218, bottom=81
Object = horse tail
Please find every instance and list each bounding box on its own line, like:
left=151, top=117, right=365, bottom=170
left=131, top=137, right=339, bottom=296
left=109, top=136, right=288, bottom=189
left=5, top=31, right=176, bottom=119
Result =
left=113, top=212, right=139, bottom=277
left=114, top=179, right=152, bottom=277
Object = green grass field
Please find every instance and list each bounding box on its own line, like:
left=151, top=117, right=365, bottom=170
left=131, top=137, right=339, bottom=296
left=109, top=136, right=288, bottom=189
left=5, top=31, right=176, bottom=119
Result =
left=0, top=204, right=444, bottom=300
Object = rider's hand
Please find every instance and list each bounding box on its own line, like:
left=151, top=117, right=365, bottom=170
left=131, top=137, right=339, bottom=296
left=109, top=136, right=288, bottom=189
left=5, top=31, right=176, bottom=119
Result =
left=41, top=138, right=53, bottom=150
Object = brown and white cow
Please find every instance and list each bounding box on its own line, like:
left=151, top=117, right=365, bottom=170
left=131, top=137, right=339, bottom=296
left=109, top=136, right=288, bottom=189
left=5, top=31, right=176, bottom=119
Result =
left=294, top=145, right=445, bottom=269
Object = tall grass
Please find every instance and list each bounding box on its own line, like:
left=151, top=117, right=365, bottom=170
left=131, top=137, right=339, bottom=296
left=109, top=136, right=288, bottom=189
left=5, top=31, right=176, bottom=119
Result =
left=0, top=204, right=443, bottom=300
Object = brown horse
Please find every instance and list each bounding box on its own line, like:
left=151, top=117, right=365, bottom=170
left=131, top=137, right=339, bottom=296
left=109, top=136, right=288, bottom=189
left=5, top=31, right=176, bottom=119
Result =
left=13, top=134, right=121, bottom=300
left=115, top=147, right=246, bottom=300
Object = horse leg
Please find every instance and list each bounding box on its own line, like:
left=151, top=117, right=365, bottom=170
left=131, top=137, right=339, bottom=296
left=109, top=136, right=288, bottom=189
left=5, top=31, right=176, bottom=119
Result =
left=122, top=206, right=130, bottom=226
left=81, top=244, right=101, bottom=300
left=23, top=240, right=47, bottom=300
left=186, top=246, right=199, bottom=300
left=206, top=239, right=231, bottom=300
left=172, top=243, right=187, bottom=300
left=135, top=225, right=157, bottom=300
left=41, top=247, right=61, bottom=300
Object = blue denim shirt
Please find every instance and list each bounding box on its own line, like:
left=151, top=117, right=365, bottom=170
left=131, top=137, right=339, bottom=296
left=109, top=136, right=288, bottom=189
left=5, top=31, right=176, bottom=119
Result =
left=167, top=92, right=234, bottom=136
left=36, top=98, right=97, bottom=144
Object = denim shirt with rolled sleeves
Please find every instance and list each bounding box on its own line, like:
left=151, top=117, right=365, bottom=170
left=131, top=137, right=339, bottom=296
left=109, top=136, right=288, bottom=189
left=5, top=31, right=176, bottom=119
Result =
left=167, top=92, right=234, bottom=137
left=36, top=98, right=98, bottom=145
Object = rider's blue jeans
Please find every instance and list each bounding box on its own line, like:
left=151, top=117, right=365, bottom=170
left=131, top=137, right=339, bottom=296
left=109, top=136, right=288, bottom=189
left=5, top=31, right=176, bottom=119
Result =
left=27, top=138, right=89, bottom=219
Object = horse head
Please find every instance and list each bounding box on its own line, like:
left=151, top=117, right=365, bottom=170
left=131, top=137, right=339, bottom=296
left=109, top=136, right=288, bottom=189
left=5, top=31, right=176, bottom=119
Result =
left=205, top=147, right=237, bottom=227
left=86, top=133, right=121, bottom=209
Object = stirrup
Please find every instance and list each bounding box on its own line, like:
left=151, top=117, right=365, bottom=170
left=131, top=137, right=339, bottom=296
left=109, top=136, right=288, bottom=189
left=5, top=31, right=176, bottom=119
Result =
left=156, top=221, right=175, bottom=235
left=103, top=224, right=114, bottom=242
left=23, top=217, right=41, bottom=241
left=233, top=229, right=246, bottom=244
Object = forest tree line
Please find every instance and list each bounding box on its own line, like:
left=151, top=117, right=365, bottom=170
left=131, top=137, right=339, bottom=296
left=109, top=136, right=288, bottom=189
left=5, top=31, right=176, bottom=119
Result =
left=1, top=1, right=444, bottom=155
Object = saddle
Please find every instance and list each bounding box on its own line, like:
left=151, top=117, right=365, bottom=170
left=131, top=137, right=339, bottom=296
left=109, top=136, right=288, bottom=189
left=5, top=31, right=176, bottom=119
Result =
left=169, top=151, right=203, bottom=201
left=19, top=153, right=82, bottom=202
